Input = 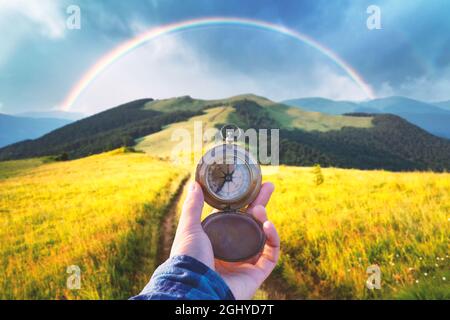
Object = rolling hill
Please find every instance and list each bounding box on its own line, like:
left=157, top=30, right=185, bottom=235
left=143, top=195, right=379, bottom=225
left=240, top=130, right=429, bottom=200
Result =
left=1, top=94, right=450, bottom=171
left=0, top=113, right=72, bottom=148
left=0, top=99, right=201, bottom=160
left=282, top=97, right=359, bottom=114
left=359, top=96, right=449, bottom=114
left=283, top=96, right=450, bottom=139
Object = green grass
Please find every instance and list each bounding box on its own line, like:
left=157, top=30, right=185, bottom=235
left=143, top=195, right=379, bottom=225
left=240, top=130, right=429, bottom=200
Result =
left=144, top=94, right=272, bottom=113
left=393, top=270, right=449, bottom=300
left=0, top=158, right=49, bottom=180
left=144, top=94, right=373, bottom=132
left=263, top=103, right=373, bottom=131
left=144, top=96, right=212, bottom=113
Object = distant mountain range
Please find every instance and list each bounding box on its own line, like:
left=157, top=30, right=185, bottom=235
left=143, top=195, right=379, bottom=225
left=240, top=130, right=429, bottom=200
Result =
left=434, top=100, right=450, bottom=111
left=16, top=111, right=85, bottom=121
left=1, top=94, right=450, bottom=172
left=0, top=114, right=72, bottom=148
left=283, top=96, right=450, bottom=139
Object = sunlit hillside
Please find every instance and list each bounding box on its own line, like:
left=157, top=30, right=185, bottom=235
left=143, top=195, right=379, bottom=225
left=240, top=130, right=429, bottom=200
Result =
left=143, top=94, right=373, bottom=132
left=135, top=106, right=233, bottom=158
left=0, top=149, right=188, bottom=299
left=0, top=158, right=47, bottom=180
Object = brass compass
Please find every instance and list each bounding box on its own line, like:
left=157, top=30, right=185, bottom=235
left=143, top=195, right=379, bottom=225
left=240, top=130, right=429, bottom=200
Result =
left=195, top=126, right=265, bottom=262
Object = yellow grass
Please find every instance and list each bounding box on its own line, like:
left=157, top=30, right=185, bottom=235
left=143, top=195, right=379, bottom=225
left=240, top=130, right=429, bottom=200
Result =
left=135, top=106, right=233, bottom=158
left=175, top=166, right=449, bottom=299
left=0, top=158, right=47, bottom=180
left=1, top=148, right=448, bottom=299
left=262, top=166, right=450, bottom=299
left=0, top=149, right=188, bottom=299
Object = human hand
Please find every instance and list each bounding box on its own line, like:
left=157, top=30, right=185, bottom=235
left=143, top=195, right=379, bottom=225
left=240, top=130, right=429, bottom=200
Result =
left=170, top=181, right=280, bottom=300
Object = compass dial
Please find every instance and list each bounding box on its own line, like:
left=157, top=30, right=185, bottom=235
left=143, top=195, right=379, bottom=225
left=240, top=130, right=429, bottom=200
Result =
left=196, top=143, right=261, bottom=210
left=206, top=162, right=251, bottom=201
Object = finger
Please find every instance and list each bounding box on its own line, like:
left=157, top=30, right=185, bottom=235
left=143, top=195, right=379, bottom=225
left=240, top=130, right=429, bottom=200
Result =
left=255, top=221, right=280, bottom=276
left=263, top=220, right=280, bottom=248
left=248, top=205, right=268, bottom=224
left=179, top=181, right=204, bottom=230
left=247, top=182, right=274, bottom=210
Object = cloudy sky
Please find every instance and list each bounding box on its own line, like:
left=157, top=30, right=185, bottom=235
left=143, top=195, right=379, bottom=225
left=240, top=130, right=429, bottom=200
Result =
left=1, top=0, right=449, bottom=115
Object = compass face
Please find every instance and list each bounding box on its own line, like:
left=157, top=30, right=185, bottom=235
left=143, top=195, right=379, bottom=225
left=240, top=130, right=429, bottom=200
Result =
left=206, top=162, right=251, bottom=201
left=196, top=143, right=261, bottom=210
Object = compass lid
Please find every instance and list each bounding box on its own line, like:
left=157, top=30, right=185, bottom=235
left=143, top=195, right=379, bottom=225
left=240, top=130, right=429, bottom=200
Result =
left=201, top=211, right=266, bottom=262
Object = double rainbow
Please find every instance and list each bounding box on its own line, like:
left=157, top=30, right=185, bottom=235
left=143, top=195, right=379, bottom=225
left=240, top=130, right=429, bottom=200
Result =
left=60, top=17, right=375, bottom=111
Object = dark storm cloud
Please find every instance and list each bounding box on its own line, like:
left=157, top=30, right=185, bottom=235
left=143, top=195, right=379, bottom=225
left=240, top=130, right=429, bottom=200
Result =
left=1, top=0, right=449, bottom=113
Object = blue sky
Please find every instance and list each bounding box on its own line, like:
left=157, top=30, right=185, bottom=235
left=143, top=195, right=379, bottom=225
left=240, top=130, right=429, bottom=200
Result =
left=1, top=0, right=449, bottom=115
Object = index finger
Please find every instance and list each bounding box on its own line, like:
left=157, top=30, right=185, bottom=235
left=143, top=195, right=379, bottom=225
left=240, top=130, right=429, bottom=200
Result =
left=247, top=182, right=274, bottom=210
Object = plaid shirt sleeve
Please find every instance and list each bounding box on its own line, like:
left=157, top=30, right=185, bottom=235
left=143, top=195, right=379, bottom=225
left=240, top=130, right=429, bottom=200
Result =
left=130, top=255, right=235, bottom=300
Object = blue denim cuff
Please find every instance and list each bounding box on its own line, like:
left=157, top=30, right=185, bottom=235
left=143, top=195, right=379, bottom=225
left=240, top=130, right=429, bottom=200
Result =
left=130, top=255, right=235, bottom=300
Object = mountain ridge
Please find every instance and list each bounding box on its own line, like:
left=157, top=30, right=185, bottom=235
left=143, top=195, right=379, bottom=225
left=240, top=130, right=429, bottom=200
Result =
left=1, top=95, right=450, bottom=171
left=283, top=96, right=450, bottom=139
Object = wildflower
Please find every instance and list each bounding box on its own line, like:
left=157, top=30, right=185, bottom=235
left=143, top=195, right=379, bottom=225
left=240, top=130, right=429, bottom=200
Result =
left=435, top=264, right=439, bottom=267
left=415, top=280, right=419, bottom=283
left=443, top=277, right=446, bottom=281
left=424, top=272, right=428, bottom=276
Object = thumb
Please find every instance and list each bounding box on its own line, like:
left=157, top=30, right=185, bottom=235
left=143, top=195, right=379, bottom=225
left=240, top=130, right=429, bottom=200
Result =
left=179, top=181, right=204, bottom=230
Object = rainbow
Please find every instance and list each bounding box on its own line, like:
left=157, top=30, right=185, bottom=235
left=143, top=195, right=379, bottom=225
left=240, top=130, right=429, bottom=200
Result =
left=60, top=17, right=375, bottom=111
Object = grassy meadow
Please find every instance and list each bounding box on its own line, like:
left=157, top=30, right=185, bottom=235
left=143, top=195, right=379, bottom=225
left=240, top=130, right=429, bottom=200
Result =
left=176, top=165, right=450, bottom=299
left=262, top=166, right=449, bottom=299
left=0, top=149, right=188, bottom=299
left=0, top=148, right=448, bottom=299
